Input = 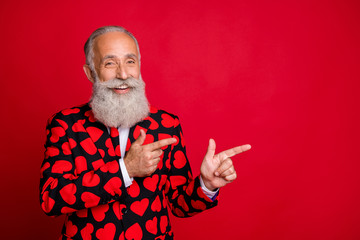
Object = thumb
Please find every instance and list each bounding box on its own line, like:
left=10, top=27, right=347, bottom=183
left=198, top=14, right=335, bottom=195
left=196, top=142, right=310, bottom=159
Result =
left=135, top=129, right=146, bottom=145
left=205, top=138, right=216, bottom=158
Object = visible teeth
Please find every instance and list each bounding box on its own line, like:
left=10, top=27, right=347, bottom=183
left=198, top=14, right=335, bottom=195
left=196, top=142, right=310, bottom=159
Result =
left=116, top=85, right=128, bottom=90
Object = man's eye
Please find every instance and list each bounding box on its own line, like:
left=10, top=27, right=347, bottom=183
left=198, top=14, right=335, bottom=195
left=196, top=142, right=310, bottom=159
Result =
left=127, top=60, right=135, bottom=64
left=105, top=62, right=115, bottom=66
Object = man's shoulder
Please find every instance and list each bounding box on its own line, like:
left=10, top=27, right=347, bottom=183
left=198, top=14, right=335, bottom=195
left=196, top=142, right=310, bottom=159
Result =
left=148, top=106, right=181, bottom=128
left=149, top=106, right=179, bottom=119
left=46, top=103, right=91, bottom=126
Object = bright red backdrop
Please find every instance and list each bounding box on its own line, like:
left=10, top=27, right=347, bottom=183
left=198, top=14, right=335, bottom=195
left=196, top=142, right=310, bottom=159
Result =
left=1, top=0, right=359, bottom=239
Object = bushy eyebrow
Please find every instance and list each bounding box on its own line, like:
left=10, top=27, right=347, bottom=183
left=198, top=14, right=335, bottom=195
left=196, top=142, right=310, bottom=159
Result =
left=102, top=53, right=138, bottom=62
left=125, top=53, right=138, bottom=60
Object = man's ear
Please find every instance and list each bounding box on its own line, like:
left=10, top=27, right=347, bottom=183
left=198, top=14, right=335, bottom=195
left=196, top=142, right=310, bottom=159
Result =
left=83, top=64, right=95, bottom=83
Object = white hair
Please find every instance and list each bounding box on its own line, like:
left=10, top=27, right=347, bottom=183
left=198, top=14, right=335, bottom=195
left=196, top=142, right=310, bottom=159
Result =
left=84, top=26, right=141, bottom=74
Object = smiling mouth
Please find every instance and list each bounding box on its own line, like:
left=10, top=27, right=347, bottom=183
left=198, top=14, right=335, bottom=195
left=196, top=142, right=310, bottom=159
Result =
left=112, top=84, right=131, bottom=94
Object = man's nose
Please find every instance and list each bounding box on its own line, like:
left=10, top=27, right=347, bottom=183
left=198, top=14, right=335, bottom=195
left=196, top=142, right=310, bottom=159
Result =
left=116, top=65, right=128, bottom=80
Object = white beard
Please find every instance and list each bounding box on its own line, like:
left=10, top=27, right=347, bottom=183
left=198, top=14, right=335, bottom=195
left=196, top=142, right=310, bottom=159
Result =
left=90, top=76, right=150, bottom=128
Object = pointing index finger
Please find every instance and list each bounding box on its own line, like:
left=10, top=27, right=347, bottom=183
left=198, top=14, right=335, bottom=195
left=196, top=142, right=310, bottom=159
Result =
left=221, top=144, right=251, bottom=158
left=146, top=137, right=177, bottom=151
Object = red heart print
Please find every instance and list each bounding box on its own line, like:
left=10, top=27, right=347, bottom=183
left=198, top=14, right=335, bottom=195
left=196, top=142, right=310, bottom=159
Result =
left=173, top=207, right=185, bottom=217
left=105, top=138, right=115, bottom=157
left=112, top=201, right=121, bottom=220
left=130, top=198, right=149, bottom=216
left=185, top=180, right=194, bottom=196
left=173, top=150, right=186, bottom=169
left=75, top=156, right=87, bottom=174
left=40, top=162, right=50, bottom=178
left=98, top=149, right=105, bottom=158
left=125, top=223, right=143, bottom=240
left=52, top=160, right=72, bottom=174
left=76, top=208, right=88, bottom=218
left=62, top=108, right=80, bottom=115
left=80, top=223, right=94, bottom=240
left=160, top=215, right=168, bottom=234
left=177, top=195, right=189, bottom=211
left=148, top=116, right=159, bottom=130
left=56, top=118, right=68, bottom=130
left=144, top=134, right=154, bottom=145
left=61, top=206, right=76, bottom=214
left=143, top=175, right=159, bottom=192
left=87, top=126, right=104, bottom=142
left=132, top=125, right=146, bottom=139
left=65, top=220, right=78, bottom=237
left=145, top=216, right=158, bottom=235
left=62, top=142, right=71, bottom=155
left=68, top=138, right=77, bottom=149
left=80, top=138, right=98, bottom=155
left=41, top=191, right=55, bottom=213
left=173, top=117, right=180, bottom=128
left=81, top=192, right=100, bottom=208
left=91, top=204, right=109, bottom=222
left=41, top=177, right=54, bottom=194
left=92, top=159, right=105, bottom=171
left=85, top=110, right=96, bottom=122
left=50, top=127, right=65, bottom=143
left=161, top=114, right=174, bottom=128
left=150, top=106, right=158, bottom=114
left=60, top=183, right=76, bottom=205
left=82, top=172, right=100, bottom=187
left=180, top=131, right=185, bottom=147
left=45, top=146, right=60, bottom=158
left=101, top=160, right=120, bottom=174
left=96, top=223, right=116, bottom=240
left=169, top=176, right=187, bottom=189
left=127, top=180, right=140, bottom=198
left=104, top=177, right=122, bottom=196
left=151, top=195, right=162, bottom=212
left=191, top=200, right=206, bottom=210
left=72, top=119, right=86, bottom=132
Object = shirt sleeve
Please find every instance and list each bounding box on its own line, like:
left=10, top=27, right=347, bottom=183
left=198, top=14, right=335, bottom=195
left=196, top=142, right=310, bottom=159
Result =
left=199, top=175, right=219, bottom=201
left=118, top=126, right=133, bottom=188
left=119, top=157, right=134, bottom=187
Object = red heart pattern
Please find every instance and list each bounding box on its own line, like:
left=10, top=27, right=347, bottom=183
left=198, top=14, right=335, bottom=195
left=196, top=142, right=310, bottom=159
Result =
left=143, top=175, right=159, bottom=192
left=60, top=183, right=76, bottom=205
left=125, top=223, right=143, bottom=240
left=146, top=216, right=158, bottom=235
left=96, top=223, right=116, bottom=240
left=130, top=198, right=149, bottom=216
left=40, top=103, right=218, bottom=239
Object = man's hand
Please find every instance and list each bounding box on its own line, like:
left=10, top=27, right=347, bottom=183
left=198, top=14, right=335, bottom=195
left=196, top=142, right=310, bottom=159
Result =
left=200, top=139, right=251, bottom=191
left=124, top=129, right=177, bottom=178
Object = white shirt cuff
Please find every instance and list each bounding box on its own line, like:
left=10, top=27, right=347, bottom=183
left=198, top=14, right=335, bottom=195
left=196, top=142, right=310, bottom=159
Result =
left=119, top=157, right=133, bottom=188
left=199, top=176, right=219, bottom=200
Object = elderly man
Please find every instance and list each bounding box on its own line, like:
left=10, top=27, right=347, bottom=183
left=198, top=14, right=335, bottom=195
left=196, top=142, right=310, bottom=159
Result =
left=40, top=26, right=251, bottom=240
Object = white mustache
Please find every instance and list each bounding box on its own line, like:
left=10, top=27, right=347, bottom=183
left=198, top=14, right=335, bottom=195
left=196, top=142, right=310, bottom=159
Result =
left=99, top=77, right=141, bottom=89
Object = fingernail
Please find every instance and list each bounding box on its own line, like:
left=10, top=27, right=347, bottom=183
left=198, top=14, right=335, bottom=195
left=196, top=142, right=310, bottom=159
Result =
left=214, top=171, right=219, bottom=176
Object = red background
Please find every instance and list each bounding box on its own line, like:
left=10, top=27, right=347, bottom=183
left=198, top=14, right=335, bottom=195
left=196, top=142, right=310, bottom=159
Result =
left=1, top=0, right=360, bottom=239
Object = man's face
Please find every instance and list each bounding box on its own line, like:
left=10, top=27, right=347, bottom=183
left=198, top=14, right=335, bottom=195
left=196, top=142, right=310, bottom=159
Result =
left=92, top=31, right=140, bottom=94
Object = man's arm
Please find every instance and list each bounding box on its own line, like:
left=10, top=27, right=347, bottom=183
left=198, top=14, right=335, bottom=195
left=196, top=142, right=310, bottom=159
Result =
left=40, top=113, right=126, bottom=216
left=164, top=116, right=219, bottom=218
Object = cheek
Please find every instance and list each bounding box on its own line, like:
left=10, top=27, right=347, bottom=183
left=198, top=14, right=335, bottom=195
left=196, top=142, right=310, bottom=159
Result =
left=98, top=71, right=116, bottom=82
left=131, top=67, right=140, bottom=79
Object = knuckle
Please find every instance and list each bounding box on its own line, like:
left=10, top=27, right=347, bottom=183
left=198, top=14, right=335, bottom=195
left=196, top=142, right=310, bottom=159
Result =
left=145, top=152, right=152, bottom=160
left=225, top=158, right=233, bottom=165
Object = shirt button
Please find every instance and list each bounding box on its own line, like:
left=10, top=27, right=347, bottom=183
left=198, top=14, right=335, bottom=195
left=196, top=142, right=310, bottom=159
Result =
left=122, top=208, right=128, bottom=214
